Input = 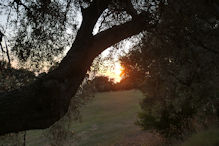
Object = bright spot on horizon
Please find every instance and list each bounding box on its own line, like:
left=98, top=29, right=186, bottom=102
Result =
left=114, top=62, right=124, bottom=77
left=99, top=62, right=124, bottom=83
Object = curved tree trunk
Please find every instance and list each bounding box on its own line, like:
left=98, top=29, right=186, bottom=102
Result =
left=0, top=1, right=155, bottom=135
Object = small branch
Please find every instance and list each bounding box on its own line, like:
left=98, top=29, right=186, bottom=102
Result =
left=4, top=37, right=11, bottom=65
left=98, top=10, right=112, bottom=32
left=63, top=0, right=73, bottom=23
left=13, top=0, right=30, bottom=11
left=122, top=0, right=138, bottom=18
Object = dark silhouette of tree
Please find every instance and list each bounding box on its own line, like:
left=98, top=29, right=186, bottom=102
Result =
left=0, top=0, right=158, bottom=135
left=120, top=0, right=219, bottom=138
left=92, top=76, right=114, bottom=92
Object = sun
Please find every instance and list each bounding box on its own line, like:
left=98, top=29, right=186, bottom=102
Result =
left=97, top=60, right=125, bottom=83
left=114, top=63, right=123, bottom=76
left=109, top=62, right=124, bottom=82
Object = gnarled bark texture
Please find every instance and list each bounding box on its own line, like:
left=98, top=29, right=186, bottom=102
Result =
left=0, top=1, right=155, bottom=135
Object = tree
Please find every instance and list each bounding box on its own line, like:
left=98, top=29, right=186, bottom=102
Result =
left=92, top=76, right=114, bottom=92
left=0, top=0, right=158, bottom=135
left=120, top=0, right=219, bottom=138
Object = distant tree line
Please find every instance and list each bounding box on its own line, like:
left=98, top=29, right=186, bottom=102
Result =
left=90, top=75, right=141, bottom=92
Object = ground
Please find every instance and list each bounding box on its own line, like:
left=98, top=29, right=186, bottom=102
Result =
left=68, top=90, right=162, bottom=146
left=0, top=90, right=162, bottom=146
left=0, top=90, right=218, bottom=146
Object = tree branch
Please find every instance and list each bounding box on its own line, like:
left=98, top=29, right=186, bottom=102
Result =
left=91, top=13, right=156, bottom=57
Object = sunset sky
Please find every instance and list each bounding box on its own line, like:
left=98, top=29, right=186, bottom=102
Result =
left=0, top=5, right=136, bottom=83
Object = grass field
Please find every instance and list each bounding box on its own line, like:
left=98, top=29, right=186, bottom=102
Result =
left=1, top=90, right=217, bottom=146
left=68, top=90, right=161, bottom=146
left=22, top=90, right=161, bottom=146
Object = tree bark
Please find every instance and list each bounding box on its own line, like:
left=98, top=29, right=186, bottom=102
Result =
left=0, top=2, right=155, bottom=135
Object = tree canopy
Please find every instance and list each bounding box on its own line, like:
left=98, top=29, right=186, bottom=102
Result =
left=0, top=0, right=160, bottom=135
left=120, top=0, right=219, bottom=138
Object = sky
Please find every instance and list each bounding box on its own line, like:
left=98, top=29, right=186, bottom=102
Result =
left=0, top=1, right=139, bottom=82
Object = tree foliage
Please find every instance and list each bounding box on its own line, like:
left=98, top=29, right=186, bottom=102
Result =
left=1, top=0, right=78, bottom=68
left=91, top=76, right=114, bottom=92
left=120, top=0, right=219, bottom=138
left=0, top=61, right=36, bottom=91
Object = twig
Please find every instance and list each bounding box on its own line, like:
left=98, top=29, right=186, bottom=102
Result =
left=4, top=37, right=11, bottom=65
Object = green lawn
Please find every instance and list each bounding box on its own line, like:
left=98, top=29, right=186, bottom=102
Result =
left=18, top=90, right=149, bottom=146
left=0, top=90, right=163, bottom=146
left=69, top=90, right=144, bottom=146
left=4, top=89, right=218, bottom=146
left=0, top=90, right=219, bottom=146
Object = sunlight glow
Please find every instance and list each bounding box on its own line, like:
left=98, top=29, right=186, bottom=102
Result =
left=114, top=62, right=124, bottom=77
left=101, top=62, right=124, bottom=83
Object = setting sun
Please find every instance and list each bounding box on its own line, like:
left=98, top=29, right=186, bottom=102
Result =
left=107, top=62, right=124, bottom=83
left=98, top=61, right=124, bottom=83
left=114, top=62, right=124, bottom=77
